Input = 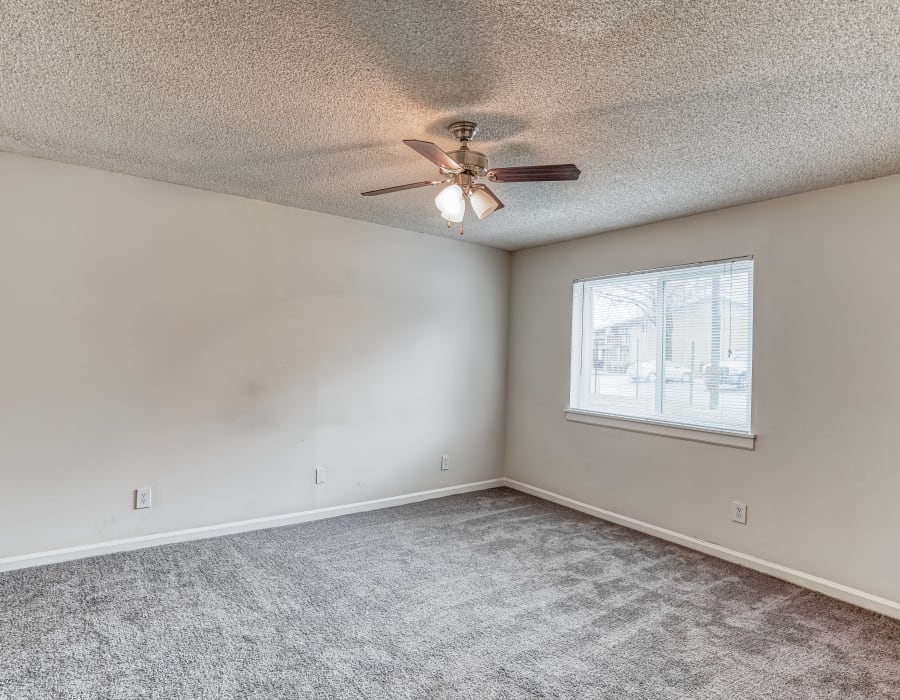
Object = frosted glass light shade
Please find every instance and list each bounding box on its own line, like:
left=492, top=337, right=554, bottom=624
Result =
left=435, top=184, right=465, bottom=222
left=469, top=188, right=500, bottom=220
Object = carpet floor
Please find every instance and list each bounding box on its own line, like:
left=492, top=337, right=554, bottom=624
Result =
left=1, top=487, right=899, bottom=699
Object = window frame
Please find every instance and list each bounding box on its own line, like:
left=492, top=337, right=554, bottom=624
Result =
left=567, top=256, right=755, bottom=449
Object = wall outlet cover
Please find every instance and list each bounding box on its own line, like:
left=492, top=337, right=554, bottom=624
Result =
left=135, top=487, right=152, bottom=509
left=315, top=467, right=327, bottom=485
left=441, top=454, right=450, bottom=471
left=732, top=501, right=747, bottom=524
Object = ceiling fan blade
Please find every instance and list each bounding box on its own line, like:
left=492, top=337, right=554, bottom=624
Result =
left=469, top=186, right=505, bottom=220
left=361, top=180, right=442, bottom=196
left=487, top=164, right=581, bottom=183
left=403, top=140, right=462, bottom=171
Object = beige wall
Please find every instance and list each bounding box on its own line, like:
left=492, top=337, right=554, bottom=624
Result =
left=505, top=174, right=900, bottom=603
left=4, top=149, right=900, bottom=605
left=0, top=153, right=509, bottom=558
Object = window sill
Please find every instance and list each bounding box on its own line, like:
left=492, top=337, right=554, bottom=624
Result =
left=565, top=409, right=756, bottom=450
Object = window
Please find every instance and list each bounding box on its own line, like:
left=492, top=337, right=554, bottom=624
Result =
left=569, top=258, right=754, bottom=439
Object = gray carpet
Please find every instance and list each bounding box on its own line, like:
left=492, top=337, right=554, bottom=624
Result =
left=1, top=488, right=898, bottom=699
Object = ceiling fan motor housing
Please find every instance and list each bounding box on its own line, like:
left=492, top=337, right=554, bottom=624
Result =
left=445, top=149, right=487, bottom=177
left=444, top=121, right=487, bottom=176
left=444, top=121, right=489, bottom=177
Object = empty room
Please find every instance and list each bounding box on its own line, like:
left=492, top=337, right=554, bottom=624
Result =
left=1, top=1, right=899, bottom=698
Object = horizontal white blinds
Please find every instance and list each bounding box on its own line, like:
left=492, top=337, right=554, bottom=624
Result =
left=570, top=258, right=754, bottom=434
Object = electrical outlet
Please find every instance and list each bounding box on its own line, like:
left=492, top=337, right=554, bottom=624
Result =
left=315, top=467, right=327, bottom=485
left=440, top=454, right=450, bottom=471
left=135, top=487, right=152, bottom=509
left=732, top=501, right=747, bottom=524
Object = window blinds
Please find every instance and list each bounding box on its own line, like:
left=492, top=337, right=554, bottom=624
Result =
left=570, top=258, right=754, bottom=434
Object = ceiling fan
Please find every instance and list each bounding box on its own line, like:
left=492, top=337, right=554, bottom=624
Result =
left=361, top=121, right=580, bottom=233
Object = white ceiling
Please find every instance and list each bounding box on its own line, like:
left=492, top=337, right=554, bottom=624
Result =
left=1, top=1, right=898, bottom=250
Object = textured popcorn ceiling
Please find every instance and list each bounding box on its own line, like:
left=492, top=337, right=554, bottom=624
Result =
left=1, top=2, right=898, bottom=250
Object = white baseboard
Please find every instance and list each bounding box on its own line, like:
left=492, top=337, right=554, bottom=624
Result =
left=0, top=478, right=505, bottom=573
left=6, top=476, right=899, bottom=622
left=501, top=478, right=900, bottom=621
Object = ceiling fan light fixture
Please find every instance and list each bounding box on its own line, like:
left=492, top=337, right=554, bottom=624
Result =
left=469, top=187, right=500, bottom=220
left=435, top=184, right=465, bottom=222
left=362, top=121, right=580, bottom=231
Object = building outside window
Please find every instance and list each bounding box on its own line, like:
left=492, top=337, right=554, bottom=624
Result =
left=570, top=257, right=754, bottom=435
